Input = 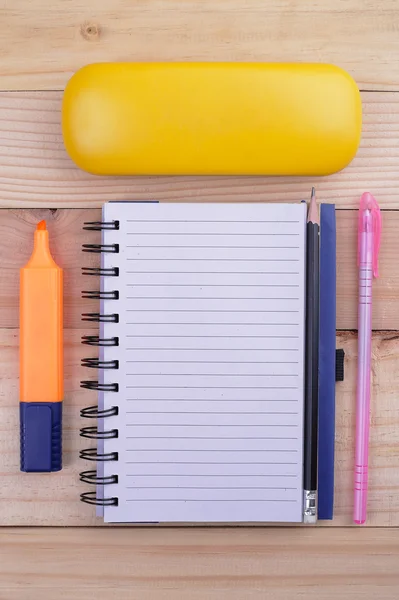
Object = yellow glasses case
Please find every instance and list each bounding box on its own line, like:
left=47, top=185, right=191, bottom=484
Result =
left=62, top=62, right=362, bottom=176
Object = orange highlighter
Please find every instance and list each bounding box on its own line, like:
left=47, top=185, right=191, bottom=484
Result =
left=20, top=221, right=63, bottom=472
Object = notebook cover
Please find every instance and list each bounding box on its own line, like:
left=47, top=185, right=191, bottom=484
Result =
left=317, top=203, right=336, bottom=520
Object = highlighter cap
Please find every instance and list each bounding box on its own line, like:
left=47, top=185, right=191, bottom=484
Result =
left=20, top=401, right=62, bottom=473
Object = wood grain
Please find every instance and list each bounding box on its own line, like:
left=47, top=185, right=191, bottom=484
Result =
left=332, top=332, right=399, bottom=526
left=1, top=1, right=399, bottom=91
left=1, top=527, right=399, bottom=599
left=1, top=0, right=398, bottom=592
left=1, top=208, right=398, bottom=331
left=0, top=328, right=98, bottom=526
left=2, top=330, right=399, bottom=526
left=0, top=91, right=399, bottom=208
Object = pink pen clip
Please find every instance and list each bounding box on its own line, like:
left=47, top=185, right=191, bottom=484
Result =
left=354, top=192, right=382, bottom=525
left=357, top=192, right=382, bottom=277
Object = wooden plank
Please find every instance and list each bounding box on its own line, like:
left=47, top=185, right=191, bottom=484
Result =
left=1, top=331, right=398, bottom=526
left=1, top=527, right=399, bottom=600
left=0, top=328, right=98, bottom=526
left=1, top=1, right=399, bottom=91
left=332, top=332, right=399, bottom=526
left=0, top=91, right=397, bottom=208
left=1, top=207, right=398, bottom=331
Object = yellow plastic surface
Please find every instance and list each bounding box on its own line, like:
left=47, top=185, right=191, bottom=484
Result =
left=62, top=62, right=362, bottom=176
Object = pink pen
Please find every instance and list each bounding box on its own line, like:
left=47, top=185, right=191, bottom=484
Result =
left=354, top=192, right=381, bottom=525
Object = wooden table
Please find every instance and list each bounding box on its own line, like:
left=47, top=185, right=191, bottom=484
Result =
left=1, top=1, right=399, bottom=597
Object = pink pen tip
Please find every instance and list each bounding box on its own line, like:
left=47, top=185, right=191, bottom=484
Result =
left=37, top=220, right=46, bottom=231
left=358, top=192, right=382, bottom=278
left=354, top=518, right=366, bottom=525
left=360, top=192, right=375, bottom=211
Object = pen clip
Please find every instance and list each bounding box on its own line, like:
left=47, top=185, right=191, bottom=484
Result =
left=358, top=192, right=382, bottom=278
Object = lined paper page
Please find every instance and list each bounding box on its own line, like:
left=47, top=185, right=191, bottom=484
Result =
left=101, top=202, right=306, bottom=523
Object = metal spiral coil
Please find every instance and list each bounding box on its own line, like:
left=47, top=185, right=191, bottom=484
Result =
left=79, top=448, right=119, bottom=462
left=80, top=492, right=119, bottom=506
left=81, top=358, right=119, bottom=369
left=80, top=426, right=119, bottom=440
left=80, top=470, right=119, bottom=485
left=83, top=221, right=120, bottom=231
left=81, top=313, right=119, bottom=323
left=80, top=405, right=119, bottom=419
left=82, top=243, right=119, bottom=253
left=80, top=381, right=119, bottom=392
left=80, top=221, right=120, bottom=508
left=81, top=336, right=119, bottom=347
left=82, top=267, right=119, bottom=277
left=81, top=290, right=119, bottom=300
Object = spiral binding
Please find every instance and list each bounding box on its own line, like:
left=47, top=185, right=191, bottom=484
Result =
left=81, top=405, right=119, bottom=418
left=82, top=243, right=119, bottom=254
left=81, top=358, right=119, bottom=369
left=82, top=290, right=119, bottom=300
left=80, top=221, right=120, bottom=508
left=82, top=313, right=119, bottom=323
left=80, top=470, right=119, bottom=484
left=80, top=426, right=119, bottom=439
left=81, top=381, right=119, bottom=392
left=82, top=335, right=119, bottom=347
left=82, top=267, right=119, bottom=277
left=83, top=221, right=120, bottom=231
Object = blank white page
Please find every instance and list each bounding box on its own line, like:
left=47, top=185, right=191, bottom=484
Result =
left=100, top=202, right=306, bottom=523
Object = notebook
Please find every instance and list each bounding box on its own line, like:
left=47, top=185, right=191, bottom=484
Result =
left=81, top=202, right=309, bottom=523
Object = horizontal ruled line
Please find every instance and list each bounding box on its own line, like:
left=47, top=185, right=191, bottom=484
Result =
left=127, top=284, right=300, bottom=287
left=126, top=386, right=298, bottom=389
left=126, top=428, right=298, bottom=432
left=126, top=401, right=299, bottom=405
left=125, top=486, right=297, bottom=490
left=126, top=297, right=300, bottom=301
left=126, top=499, right=296, bottom=502
left=125, top=407, right=298, bottom=410
left=125, top=324, right=299, bottom=326
left=125, top=348, right=299, bottom=352
left=126, top=315, right=299, bottom=318
left=125, top=333, right=300, bottom=335
left=126, top=374, right=298, bottom=377
left=126, top=271, right=299, bottom=274
left=126, top=232, right=300, bottom=236
left=125, top=461, right=297, bottom=465
left=126, top=360, right=299, bottom=364
left=126, top=422, right=297, bottom=428
left=126, top=410, right=298, bottom=414
left=126, top=258, right=299, bottom=262
left=126, top=473, right=298, bottom=477
left=125, top=449, right=297, bottom=452
left=126, top=245, right=300, bottom=249
left=126, top=436, right=298, bottom=440
left=126, top=220, right=300, bottom=223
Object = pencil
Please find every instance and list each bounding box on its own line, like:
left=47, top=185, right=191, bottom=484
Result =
left=303, top=187, right=320, bottom=523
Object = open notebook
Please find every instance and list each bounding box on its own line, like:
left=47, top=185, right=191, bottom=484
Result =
left=81, top=202, right=307, bottom=523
